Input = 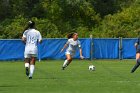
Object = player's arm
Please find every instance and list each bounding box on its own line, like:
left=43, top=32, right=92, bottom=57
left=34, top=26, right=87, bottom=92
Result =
left=61, top=43, right=68, bottom=52
left=37, top=39, right=42, bottom=44
left=135, top=43, right=138, bottom=48
left=79, top=48, right=84, bottom=59
left=135, top=39, right=139, bottom=48
left=22, top=37, right=26, bottom=44
left=22, top=31, right=26, bottom=44
left=61, top=40, right=69, bottom=52
left=38, top=39, right=42, bottom=44
left=78, top=41, right=84, bottom=59
left=38, top=31, right=42, bottom=44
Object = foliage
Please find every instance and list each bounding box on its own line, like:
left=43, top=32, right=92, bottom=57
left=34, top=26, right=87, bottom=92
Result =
left=92, top=2, right=140, bottom=38
left=0, top=0, right=139, bottom=38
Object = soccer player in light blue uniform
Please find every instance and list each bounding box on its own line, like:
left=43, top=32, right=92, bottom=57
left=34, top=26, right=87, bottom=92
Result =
left=61, top=32, right=84, bottom=70
left=22, top=21, right=42, bottom=79
left=131, top=37, right=140, bottom=73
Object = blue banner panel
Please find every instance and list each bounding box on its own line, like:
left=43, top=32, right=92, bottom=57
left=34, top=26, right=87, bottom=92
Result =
left=122, top=38, right=137, bottom=59
left=93, top=39, right=119, bottom=59
left=0, top=39, right=91, bottom=61
left=0, top=38, right=137, bottom=61
left=39, top=38, right=91, bottom=59
left=0, top=40, right=24, bottom=60
left=39, top=39, right=67, bottom=59
left=74, top=38, right=91, bottom=59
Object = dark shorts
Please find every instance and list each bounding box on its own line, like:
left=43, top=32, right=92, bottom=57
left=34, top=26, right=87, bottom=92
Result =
left=136, top=48, right=140, bottom=53
left=136, top=45, right=140, bottom=53
left=136, top=49, right=140, bottom=53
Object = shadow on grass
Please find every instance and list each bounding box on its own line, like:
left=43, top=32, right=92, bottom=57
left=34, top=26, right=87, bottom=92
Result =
left=0, top=85, right=17, bottom=87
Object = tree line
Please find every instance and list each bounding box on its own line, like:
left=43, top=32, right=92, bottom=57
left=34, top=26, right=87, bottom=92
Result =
left=0, top=0, right=139, bottom=39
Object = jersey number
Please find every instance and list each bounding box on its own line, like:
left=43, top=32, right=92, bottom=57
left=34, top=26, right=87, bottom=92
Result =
left=27, top=35, right=37, bottom=44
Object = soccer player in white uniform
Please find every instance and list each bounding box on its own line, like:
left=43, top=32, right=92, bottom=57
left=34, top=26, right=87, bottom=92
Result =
left=22, top=21, right=42, bottom=79
left=61, top=32, right=84, bottom=70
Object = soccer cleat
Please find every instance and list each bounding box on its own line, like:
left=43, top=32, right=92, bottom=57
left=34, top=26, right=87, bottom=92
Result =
left=29, top=77, right=32, bottom=79
left=131, top=63, right=140, bottom=73
left=62, top=67, right=65, bottom=70
left=26, top=67, right=29, bottom=76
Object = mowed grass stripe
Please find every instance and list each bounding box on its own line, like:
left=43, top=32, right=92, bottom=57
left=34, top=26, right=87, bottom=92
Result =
left=0, top=60, right=140, bottom=93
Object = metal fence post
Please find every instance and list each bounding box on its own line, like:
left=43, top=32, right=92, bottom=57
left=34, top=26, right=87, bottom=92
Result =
left=90, top=35, right=93, bottom=61
left=119, top=37, right=122, bottom=60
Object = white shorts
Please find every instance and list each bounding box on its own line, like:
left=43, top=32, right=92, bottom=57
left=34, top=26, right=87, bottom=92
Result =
left=65, top=51, right=75, bottom=58
left=24, top=53, right=37, bottom=58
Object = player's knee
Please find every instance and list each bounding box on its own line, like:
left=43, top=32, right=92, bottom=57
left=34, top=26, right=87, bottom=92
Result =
left=30, top=61, right=35, bottom=65
left=30, top=58, right=36, bottom=65
left=137, top=59, right=140, bottom=64
left=67, top=58, right=72, bottom=61
left=32, top=58, right=35, bottom=62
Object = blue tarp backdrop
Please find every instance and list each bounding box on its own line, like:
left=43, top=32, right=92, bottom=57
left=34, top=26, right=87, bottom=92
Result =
left=93, top=39, right=119, bottom=59
left=0, top=38, right=137, bottom=60
left=39, top=38, right=91, bottom=60
left=122, top=38, right=137, bottom=59
left=0, top=40, right=25, bottom=60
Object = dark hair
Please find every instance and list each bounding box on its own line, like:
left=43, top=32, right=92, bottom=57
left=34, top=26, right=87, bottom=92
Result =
left=28, top=21, right=35, bottom=28
left=24, top=21, right=35, bottom=31
left=67, top=32, right=77, bottom=39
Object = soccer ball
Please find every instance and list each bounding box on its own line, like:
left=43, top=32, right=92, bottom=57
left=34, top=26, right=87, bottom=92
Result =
left=88, top=65, right=95, bottom=71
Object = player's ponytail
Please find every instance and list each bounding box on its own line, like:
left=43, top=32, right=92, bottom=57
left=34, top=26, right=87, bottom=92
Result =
left=67, top=32, right=78, bottom=39
left=67, top=32, right=74, bottom=39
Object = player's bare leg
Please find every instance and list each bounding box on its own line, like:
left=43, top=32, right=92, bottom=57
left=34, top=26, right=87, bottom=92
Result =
left=25, top=58, right=30, bottom=76
left=29, top=57, right=36, bottom=79
left=62, top=54, right=72, bottom=70
left=131, top=53, right=140, bottom=73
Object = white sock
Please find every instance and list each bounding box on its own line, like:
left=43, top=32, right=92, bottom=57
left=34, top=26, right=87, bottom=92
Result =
left=63, top=60, right=69, bottom=68
left=25, top=63, right=29, bottom=68
left=29, top=65, right=35, bottom=77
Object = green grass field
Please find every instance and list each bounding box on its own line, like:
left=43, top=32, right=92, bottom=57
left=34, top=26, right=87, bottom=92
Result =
left=0, top=59, right=140, bottom=93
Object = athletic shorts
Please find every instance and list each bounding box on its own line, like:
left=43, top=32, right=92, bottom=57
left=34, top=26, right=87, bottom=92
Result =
left=24, top=53, right=37, bottom=58
left=65, top=51, right=75, bottom=58
left=136, top=49, right=140, bottom=53
left=136, top=45, right=140, bottom=53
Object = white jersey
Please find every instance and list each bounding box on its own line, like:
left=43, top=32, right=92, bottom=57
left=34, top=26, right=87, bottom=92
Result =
left=23, top=29, right=42, bottom=55
left=65, top=38, right=81, bottom=56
